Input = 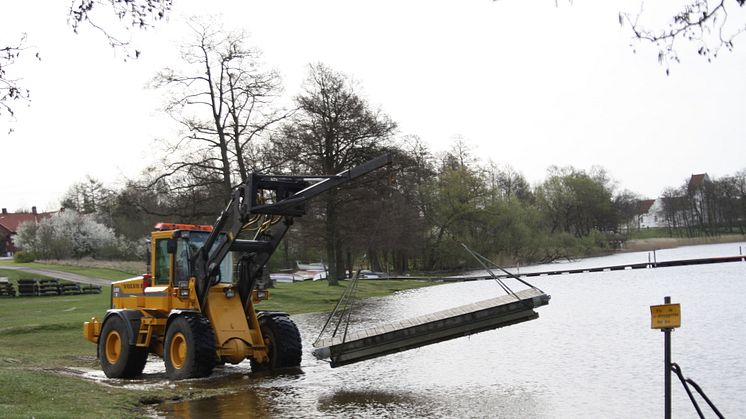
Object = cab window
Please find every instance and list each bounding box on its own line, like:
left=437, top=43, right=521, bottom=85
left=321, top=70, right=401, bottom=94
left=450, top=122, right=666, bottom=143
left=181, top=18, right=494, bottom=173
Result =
left=174, top=239, right=191, bottom=284
left=154, top=239, right=171, bottom=285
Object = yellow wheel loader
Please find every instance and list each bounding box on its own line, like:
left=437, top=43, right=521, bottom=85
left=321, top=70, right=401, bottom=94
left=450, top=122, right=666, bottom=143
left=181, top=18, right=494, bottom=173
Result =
left=83, top=155, right=391, bottom=379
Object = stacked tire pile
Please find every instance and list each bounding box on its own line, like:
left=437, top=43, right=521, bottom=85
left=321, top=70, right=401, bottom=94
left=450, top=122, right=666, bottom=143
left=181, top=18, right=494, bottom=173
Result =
left=13, top=278, right=102, bottom=297
left=79, top=284, right=102, bottom=294
left=0, top=277, right=16, bottom=297
left=38, top=279, right=61, bottom=296
left=59, top=282, right=82, bottom=295
left=17, top=278, right=41, bottom=296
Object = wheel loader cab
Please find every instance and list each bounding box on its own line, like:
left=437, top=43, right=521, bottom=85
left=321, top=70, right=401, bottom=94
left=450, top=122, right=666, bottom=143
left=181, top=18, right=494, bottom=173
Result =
left=100, top=224, right=229, bottom=313
left=153, top=229, right=235, bottom=289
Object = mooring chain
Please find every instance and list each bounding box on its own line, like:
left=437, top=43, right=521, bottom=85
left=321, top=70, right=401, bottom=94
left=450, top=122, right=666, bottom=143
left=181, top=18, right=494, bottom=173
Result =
left=671, top=362, right=724, bottom=419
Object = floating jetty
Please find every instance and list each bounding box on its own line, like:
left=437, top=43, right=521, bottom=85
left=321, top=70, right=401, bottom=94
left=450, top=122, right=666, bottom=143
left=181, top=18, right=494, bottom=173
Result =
left=312, top=287, right=550, bottom=367
left=384, top=254, right=746, bottom=283
left=513, top=255, right=746, bottom=277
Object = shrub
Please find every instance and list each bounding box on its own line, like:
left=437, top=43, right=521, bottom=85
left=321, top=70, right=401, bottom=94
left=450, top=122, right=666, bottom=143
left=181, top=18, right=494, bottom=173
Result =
left=14, top=210, right=143, bottom=260
left=13, top=251, right=35, bottom=263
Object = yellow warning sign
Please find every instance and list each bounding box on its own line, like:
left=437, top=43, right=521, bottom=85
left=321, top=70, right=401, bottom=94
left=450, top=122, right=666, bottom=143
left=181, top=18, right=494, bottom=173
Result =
left=650, top=303, right=681, bottom=329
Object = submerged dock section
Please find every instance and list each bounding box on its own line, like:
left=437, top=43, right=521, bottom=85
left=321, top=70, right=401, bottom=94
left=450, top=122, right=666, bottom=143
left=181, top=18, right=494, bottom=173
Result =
left=312, top=287, right=550, bottom=367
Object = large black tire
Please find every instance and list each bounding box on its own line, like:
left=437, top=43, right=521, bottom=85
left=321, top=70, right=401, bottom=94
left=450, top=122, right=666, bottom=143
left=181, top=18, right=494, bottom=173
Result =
left=98, top=315, right=148, bottom=378
left=251, top=314, right=302, bottom=372
left=164, top=315, right=216, bottom=379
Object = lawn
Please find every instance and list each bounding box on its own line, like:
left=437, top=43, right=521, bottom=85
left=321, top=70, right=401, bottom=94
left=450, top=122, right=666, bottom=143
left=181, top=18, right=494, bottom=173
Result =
left=0, top=260, right=135, bottom=281
left=0, top=285, right=148, bottom=418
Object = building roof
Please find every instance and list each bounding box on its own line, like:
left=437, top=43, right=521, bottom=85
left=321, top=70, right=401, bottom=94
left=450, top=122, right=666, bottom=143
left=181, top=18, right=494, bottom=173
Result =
left=689, top=173, right=708, bottom=189
left=0, top=210, right=55, bottom=234
left=638, top=199, right=656, bottom=214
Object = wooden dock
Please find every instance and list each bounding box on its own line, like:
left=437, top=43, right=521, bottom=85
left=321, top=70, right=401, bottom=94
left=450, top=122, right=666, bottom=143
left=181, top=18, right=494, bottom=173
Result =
left=312, top=287, right=550, bottom=368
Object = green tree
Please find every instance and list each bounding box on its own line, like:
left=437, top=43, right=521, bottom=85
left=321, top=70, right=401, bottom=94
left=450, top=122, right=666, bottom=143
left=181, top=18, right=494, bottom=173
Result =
left=535, top=166, right=614, bottom=238
left=420, top=146, right=487, bottom=269
left=61, top=176, right=114, bottom=215
left=276, top=63, right=396, bottom=284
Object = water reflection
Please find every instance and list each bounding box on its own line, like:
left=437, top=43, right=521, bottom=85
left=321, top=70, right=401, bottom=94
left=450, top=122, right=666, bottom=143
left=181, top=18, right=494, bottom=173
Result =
left=158, top=245, right=746, bottom=418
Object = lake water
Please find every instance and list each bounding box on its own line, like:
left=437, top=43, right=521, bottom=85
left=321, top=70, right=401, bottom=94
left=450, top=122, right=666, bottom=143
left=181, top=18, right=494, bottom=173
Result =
left=159, top=243, right=746, bottom=418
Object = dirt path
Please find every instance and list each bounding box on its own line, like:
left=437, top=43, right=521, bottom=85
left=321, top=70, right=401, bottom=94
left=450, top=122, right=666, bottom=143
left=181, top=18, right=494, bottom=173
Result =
left=0, top=266, right=111, bottom=287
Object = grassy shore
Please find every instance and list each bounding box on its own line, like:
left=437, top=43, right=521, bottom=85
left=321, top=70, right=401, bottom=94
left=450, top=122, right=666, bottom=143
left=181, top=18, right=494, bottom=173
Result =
left=0, top=261, right=436, bottom=418
left=623, top=234, right=745, bottom=252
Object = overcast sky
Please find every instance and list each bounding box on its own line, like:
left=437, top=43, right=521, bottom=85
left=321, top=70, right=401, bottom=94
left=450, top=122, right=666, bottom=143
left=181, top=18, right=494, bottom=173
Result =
left=2, top=0, right=745, bottom=212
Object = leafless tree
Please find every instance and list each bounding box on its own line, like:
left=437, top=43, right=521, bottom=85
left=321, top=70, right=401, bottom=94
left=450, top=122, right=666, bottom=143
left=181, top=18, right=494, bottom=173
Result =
left=0, top=34, right=39, bottom=128
left=620, top=1, right=746, bottom=72
left=68, top=0, right=172, bottom=59
left=2, top=1, right=170, bottom=127
left=151, top=18, right=288, bottom=200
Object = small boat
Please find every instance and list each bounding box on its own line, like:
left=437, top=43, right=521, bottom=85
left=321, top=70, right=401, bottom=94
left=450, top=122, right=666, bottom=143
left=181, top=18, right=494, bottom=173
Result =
left=270, top=273, right=306, bottom=283
left=296, top=261, right=327, bottom=271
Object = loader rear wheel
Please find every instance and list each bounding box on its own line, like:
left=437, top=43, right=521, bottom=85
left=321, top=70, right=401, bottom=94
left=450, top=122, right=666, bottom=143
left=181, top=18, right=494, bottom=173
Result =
left=98, top=316, right=147, bottom=378
left=251, top=314, right=302, bottom=372
left=164, top=315, right=216, bottom=379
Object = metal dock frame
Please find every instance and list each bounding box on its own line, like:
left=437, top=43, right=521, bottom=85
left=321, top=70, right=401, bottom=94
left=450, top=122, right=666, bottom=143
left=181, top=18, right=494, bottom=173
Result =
left=313, top=288, right=550, bottom=368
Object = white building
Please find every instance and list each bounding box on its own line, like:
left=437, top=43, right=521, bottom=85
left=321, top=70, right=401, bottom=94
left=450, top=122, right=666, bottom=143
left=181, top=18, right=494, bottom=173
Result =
left=638, top=198, right=664, bottom=229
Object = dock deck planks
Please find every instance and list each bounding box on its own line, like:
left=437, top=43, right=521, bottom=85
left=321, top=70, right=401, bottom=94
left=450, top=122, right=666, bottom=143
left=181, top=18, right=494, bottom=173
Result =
left=312, top=287, right=550, bottom=368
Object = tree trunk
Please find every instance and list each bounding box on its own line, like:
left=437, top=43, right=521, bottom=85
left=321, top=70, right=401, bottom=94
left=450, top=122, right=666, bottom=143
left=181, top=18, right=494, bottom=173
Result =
left=346, top=248, right=352, bottom=279
left=334, top=241, right=344, bottom=281
left=325, top=192, right=339, bottom=286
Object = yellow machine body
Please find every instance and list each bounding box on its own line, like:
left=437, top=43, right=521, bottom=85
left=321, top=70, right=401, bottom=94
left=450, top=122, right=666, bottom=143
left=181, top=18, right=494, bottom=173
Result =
left=83, top=227, right=270, bottom=364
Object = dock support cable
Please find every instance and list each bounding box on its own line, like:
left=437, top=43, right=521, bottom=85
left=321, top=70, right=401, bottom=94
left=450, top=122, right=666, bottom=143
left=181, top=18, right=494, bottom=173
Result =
left=313, top=270, right=363, bottom=349
left=461, top=243, right=544, bottom=296
left=670, top=362, right=724, bottom=419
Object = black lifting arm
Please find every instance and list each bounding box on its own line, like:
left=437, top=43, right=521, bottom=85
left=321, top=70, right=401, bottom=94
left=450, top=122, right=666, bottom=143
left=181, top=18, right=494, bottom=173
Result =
left=191, top=153, right=392, bottom=309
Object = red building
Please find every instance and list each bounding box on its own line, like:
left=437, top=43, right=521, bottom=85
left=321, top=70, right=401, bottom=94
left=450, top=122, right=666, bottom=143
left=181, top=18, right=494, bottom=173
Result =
left=0, top=207, right=55, bottom=256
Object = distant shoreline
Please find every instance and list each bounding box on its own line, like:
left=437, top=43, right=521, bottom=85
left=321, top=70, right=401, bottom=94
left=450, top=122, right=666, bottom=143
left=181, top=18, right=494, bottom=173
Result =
left=622, top=234, right=746, bottom=253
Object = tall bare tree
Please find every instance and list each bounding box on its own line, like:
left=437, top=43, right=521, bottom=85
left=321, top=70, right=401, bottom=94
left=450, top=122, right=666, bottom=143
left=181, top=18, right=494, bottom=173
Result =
left=276, top=63, right=396, bottom=285
left=152, top=18, right=287, bottom=200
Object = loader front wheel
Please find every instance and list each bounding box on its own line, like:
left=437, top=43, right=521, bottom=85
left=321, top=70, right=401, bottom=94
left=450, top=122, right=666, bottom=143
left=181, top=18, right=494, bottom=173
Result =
left=164, top=315, right=216, bottom=379
left=98, top=315, right=147, bottom=378
left=251, top=314, right=302, bottom=372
